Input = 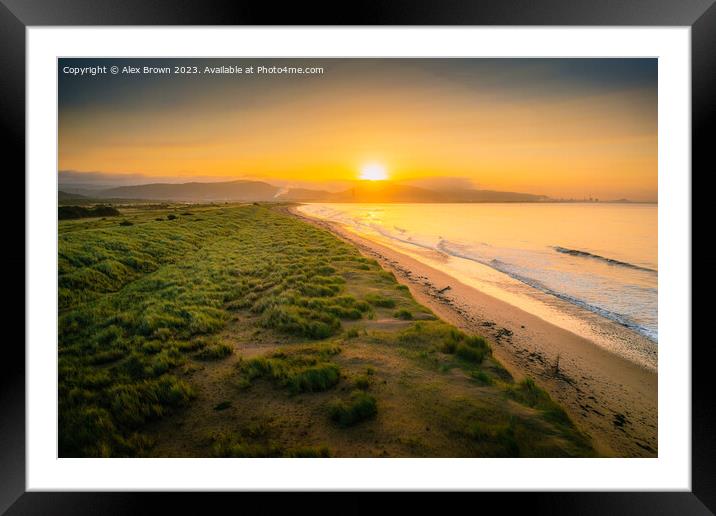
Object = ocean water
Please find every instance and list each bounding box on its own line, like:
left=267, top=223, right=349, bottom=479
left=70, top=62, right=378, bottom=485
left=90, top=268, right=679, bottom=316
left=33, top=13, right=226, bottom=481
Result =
left=298, top=203, right=658, bottom=361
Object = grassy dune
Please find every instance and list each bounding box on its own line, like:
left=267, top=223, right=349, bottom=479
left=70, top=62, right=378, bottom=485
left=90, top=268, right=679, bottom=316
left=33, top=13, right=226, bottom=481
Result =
left=58, top=203, right=595, bottom=457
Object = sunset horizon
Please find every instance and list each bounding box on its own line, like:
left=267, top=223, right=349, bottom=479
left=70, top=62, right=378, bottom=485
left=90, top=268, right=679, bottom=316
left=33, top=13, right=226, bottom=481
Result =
left=59, top=58, right=657, bottom=202
left=58, top=170, right=656, bottom=203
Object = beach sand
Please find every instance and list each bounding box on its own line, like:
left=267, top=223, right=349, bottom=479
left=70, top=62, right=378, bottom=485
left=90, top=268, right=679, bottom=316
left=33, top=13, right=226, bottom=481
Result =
left=289, top=206, right=657, bottom=458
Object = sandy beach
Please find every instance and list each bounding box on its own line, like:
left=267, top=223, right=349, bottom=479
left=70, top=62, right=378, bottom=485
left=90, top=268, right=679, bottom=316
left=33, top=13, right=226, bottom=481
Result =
left=290, top=206, right=657, bottom=458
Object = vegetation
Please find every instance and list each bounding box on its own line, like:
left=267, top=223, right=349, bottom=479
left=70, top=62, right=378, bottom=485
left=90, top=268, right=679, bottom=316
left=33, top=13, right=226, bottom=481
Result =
left=237, top=345, right=341, bottom=394
left=365, top=293, right=396, bottom=308
left=470, top=370, right=493, bottom=385
left=328, top=391, right=378, bottom=427
left=209, top=431, right=331, bottom=458
left=396, top=322, right=490, bottom=364
left=195, top=341, right=233, bottom=360
left=354, top=375, right=371, bottom=390
left=507, top=378, right=574, bottom=428
left=58, top=203, right=594, bottom=458
left=394, top=309, right=413, bottom=320
left=59, top=205, right=121, bottom=220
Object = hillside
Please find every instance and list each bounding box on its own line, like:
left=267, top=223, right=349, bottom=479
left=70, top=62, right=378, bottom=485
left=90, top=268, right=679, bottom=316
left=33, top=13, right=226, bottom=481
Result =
left=65, top=178, right=549, bottom=203
left=58, top=190, right=91, bottom=204
left=278, top=183, right=547, bottom=203
left=98, top=180, right=281, bottom=201
left=58, top=205, right=121, bottom=220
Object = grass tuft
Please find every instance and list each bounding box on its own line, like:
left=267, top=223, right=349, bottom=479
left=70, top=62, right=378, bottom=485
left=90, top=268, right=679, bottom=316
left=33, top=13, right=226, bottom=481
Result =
left=394, top=309, right=413, bottom=320
left=195, top=342, right=232, bottom=360
left=365, top=293, right=396, bottom=308
left=328, top=390, right=378, bottom=427
left=238, top=347, right=341, bottom=394
left=470, top=370, right=493, bottom=385
left=354, top=375, right=371, bottom=390
left=59, top=205, right=121, bottom=220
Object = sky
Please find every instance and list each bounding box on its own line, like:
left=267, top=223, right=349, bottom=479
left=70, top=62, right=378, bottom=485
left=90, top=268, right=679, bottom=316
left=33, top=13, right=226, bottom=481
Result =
left=58, top=58, right=657, bottom=201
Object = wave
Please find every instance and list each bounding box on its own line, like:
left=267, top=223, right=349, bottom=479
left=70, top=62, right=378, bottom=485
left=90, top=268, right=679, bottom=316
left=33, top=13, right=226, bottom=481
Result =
left=552, top=246, right=656, bottom=273
left=301, top=205, right=657, bottom=344
left=489, top=259, right=658, bottom=342
left=436, top=240, right=658, bottom=343
left=304, top=209, right=658, bottom=343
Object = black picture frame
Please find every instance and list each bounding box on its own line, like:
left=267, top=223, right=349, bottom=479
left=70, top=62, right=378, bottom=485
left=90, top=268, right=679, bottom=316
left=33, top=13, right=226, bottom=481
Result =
left=2, top=0, right=713, bottom=513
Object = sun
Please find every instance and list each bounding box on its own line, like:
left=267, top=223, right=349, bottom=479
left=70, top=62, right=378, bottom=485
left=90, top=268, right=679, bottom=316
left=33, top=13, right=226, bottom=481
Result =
left=359, top=163, right=388, bottom=181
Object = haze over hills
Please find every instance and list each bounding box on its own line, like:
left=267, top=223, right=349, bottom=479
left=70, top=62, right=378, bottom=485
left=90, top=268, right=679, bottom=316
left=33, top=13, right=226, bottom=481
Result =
left=96, top=180, right=281, bottom=202
left=333, top=182, right=548, bottom=203
left=59, top=179, right=551, bottom=203
left=58, top=190, right=90, bottom=202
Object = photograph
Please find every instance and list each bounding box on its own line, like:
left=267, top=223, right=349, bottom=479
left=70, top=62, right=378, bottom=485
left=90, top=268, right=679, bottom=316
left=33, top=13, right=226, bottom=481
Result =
left=57, top=57, right=658, bottom=459
left=1, top=0, right=709, bottom=506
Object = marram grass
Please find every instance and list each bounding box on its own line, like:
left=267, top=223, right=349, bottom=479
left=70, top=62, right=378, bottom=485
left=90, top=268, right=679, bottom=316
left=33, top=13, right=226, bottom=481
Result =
left=58, top=204, right=594, bottom=458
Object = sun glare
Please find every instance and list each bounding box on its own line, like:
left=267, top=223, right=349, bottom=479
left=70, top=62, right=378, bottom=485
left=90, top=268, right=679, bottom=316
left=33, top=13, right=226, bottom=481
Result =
left=359, top=163, right=388, bottom=181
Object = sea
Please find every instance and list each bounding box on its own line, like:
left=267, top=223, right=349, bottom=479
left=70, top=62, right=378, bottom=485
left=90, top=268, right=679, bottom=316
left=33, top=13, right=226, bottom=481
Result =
left=297, top=203, right=658, bottom=368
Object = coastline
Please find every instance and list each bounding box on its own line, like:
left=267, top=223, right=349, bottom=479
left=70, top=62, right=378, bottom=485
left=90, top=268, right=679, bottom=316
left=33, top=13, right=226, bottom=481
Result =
left=288, top=204, right=657, bottom=458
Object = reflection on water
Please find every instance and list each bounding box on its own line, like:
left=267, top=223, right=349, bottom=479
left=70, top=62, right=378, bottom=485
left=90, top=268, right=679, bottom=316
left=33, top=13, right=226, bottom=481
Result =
left=298, top=202, right=657, bottom=369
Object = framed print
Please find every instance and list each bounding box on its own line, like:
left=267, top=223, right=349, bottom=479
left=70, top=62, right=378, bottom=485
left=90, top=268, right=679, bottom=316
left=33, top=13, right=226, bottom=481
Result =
left=3, top=0, right=714, bottom=513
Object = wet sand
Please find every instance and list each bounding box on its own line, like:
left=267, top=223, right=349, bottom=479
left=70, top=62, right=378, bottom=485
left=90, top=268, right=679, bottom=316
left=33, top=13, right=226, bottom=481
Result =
left=289, top=206, right=657, bottom=458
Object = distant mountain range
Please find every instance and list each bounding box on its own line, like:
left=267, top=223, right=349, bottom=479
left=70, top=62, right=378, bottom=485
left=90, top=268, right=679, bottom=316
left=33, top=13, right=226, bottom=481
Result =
left=58, top=190, right=91, bottom=202
left=97, top=180, right=279, bottom=201
left=59, top=179, right=550, bottom=203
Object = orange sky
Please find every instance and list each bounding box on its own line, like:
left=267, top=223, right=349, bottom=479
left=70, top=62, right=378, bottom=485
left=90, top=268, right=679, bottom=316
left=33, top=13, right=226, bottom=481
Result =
left=59, top=59, right=657, bottom=201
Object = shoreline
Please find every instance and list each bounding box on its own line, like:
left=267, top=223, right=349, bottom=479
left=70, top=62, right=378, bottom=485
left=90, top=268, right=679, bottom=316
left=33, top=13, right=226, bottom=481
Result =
left=287, top=205, right=657, bottom=458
